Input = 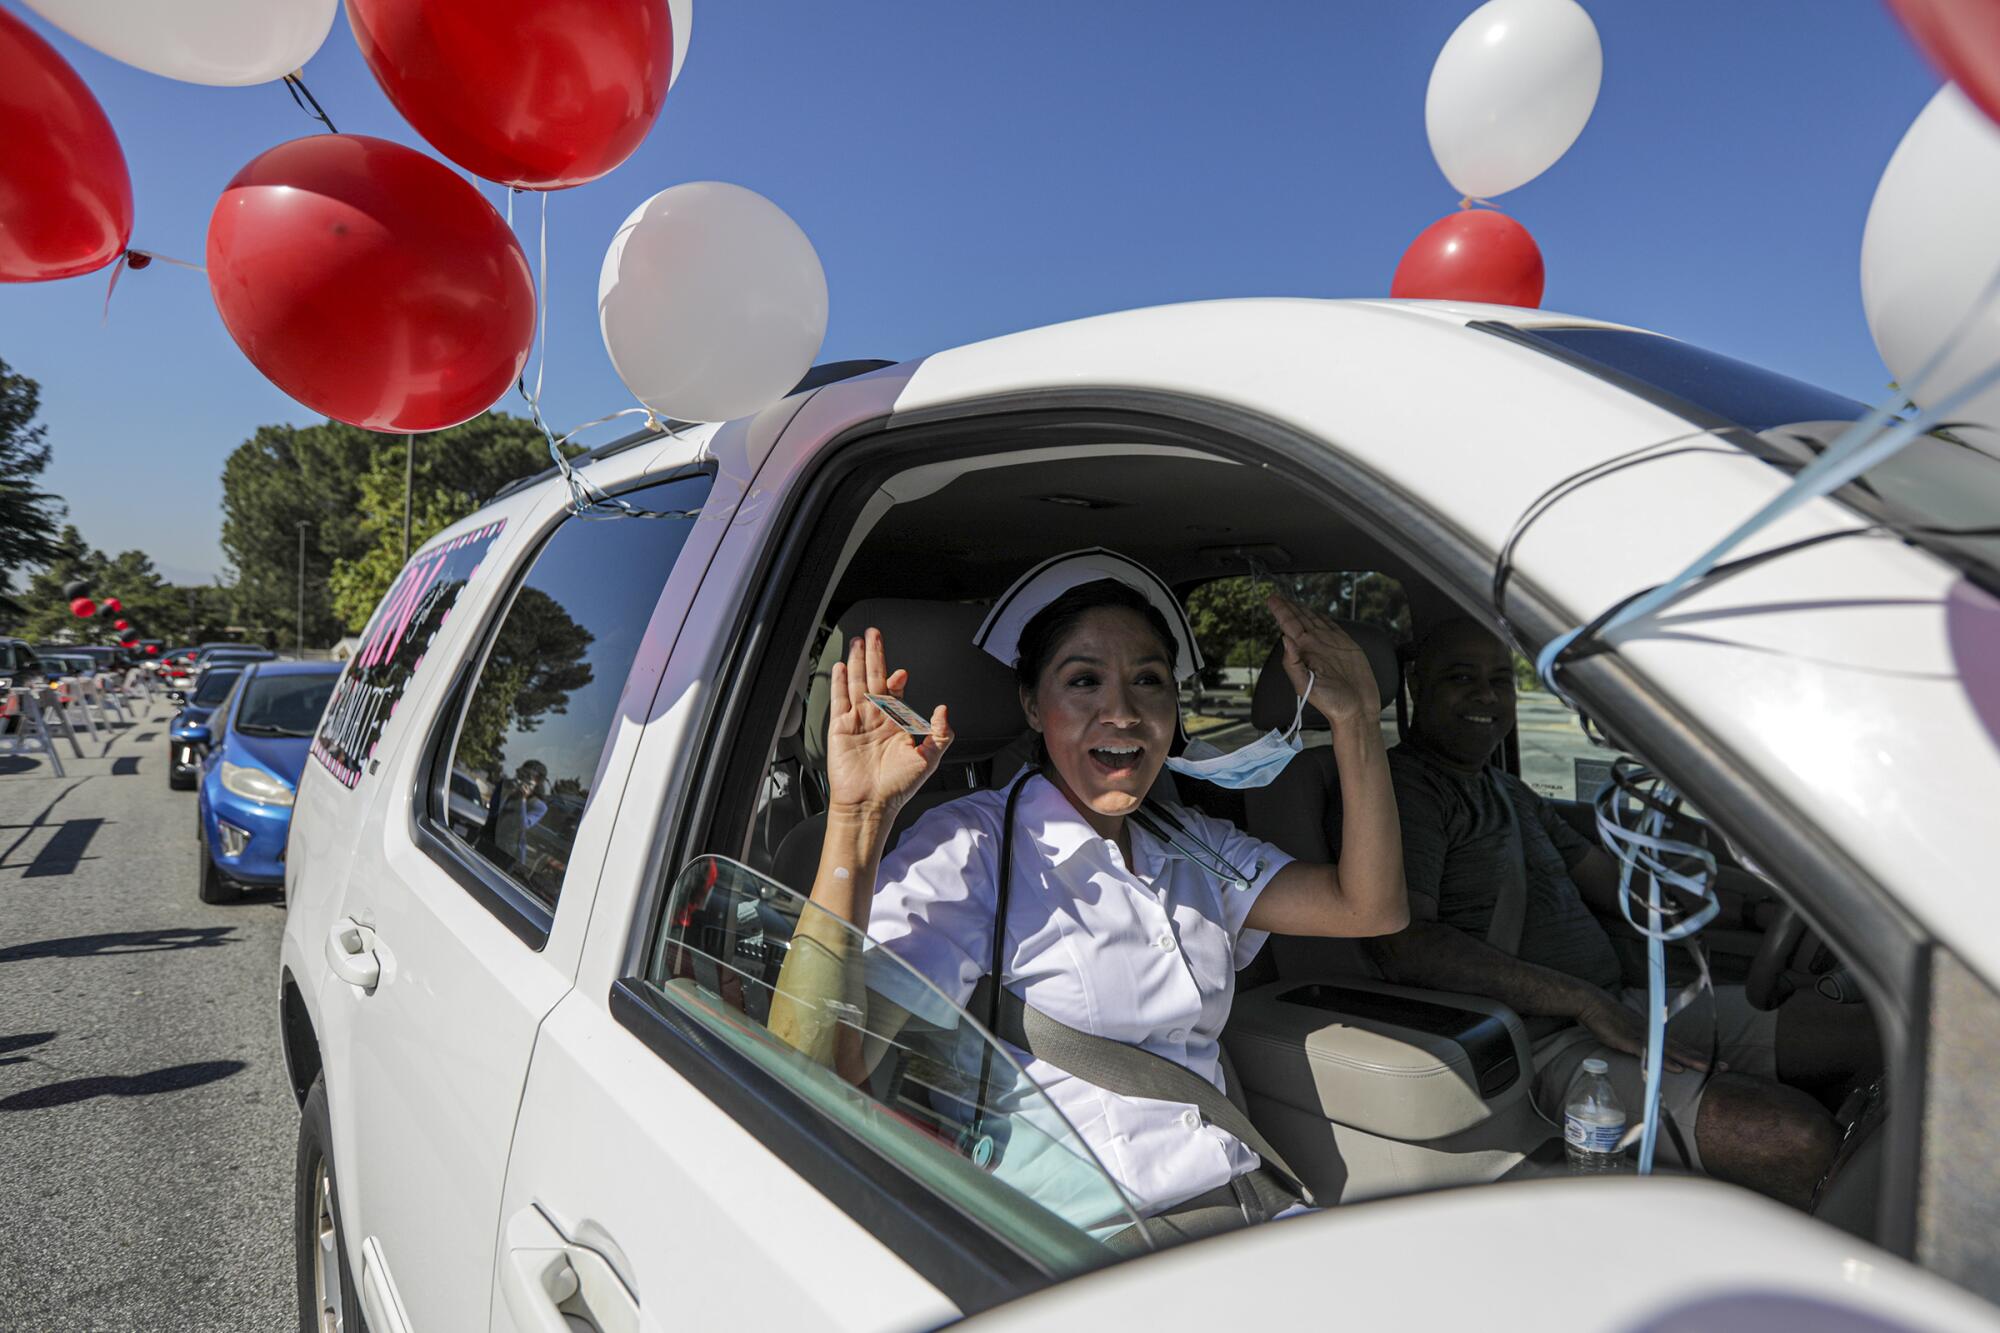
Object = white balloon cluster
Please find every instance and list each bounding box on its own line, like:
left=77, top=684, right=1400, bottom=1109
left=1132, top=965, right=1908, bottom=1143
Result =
left=1862, top=86, right=2000, bottom=443
left=1425, top=0, right=1603, bottom=201
left=20, top=0, right=337, bottom=86
left=599, top=182, right=829, bottom=425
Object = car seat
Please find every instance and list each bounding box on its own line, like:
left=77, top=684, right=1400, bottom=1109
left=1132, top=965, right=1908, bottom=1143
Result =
left=1239, top=624, right=1401, bottom=981
left=774, top=598, right=1030, bottom=892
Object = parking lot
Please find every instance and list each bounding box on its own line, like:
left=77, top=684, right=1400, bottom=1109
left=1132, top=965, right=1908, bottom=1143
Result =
left=0, top=705, right=291, bottom=1331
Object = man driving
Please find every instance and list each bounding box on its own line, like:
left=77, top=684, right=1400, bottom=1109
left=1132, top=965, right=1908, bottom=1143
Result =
left=1368, top=618, right=1849, bottom=1208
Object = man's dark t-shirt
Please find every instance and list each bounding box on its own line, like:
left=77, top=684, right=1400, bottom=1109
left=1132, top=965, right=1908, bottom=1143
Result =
left=1388, top=742, right=1623, bottom=991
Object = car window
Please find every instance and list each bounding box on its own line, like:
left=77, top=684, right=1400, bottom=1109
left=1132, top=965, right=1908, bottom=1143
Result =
left=192, top=670, right=240, bottom=706
left=1185, top=571, right=1408, bottom=753
left=437, top=474, right=713, bottom=910
left=644, top=854, right=1142, bottom=1267
left=235, top=673, right=339, bottom=738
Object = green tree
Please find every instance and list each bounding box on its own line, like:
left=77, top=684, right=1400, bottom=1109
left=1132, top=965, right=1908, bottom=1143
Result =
left=0, top=358, right=67, bottom=597
left=320, top=413, right=554, bottom=635
left=1186, top=572, right=1411, bottom=677
left=451, top=587, right=594, bottom=778
left=15, top=527, right=188, bottom=643
left=219, top=422, right=378, bottom=647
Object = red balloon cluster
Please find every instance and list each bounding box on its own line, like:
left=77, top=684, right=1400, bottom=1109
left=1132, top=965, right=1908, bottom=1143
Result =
left=1392, top=209, right=1545, bottom=308
left=207, top=136, right=537, bottom=433
left=346, top=0, right=673, bottom=191
left=0, top=7, right=133, bottom=283
left=69, top=596, right=97, bottom=618
left=1886, top=0, right=2000, bottom=127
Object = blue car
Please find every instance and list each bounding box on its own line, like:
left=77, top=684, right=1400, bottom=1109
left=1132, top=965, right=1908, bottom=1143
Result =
left=195, top=660, right=341, bottom=904
left=166, top=664, right=246, bottom=790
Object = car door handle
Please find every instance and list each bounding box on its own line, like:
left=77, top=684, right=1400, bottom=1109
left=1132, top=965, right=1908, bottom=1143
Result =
left=503, top=1208, right=640, bottom=1333
left=325, top=919, right=381, bottom=991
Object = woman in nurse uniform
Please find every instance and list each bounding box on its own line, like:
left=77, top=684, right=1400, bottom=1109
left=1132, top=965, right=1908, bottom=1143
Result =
left=785, top=550, right=1407, bottom=1244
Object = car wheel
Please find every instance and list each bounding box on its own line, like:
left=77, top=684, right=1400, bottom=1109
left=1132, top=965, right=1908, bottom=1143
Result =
left=295, top=1076, right=363, bottom=1333
left=197, top=819, right=240, bottom=905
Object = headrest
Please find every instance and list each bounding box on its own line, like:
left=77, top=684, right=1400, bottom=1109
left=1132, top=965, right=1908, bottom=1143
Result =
left=802, top=598, right=1024, bottom=768
left=974, top=547, right=1203, bottom=682
left=1251, top=621, right=1401, bottom=732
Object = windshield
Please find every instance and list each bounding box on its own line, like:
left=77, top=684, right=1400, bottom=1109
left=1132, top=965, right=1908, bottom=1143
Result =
left=234, top=673, right=337, bottom=737
left=192, top=669, right=242, bottom=706
left=1494, top=324, right=2000, bottom=593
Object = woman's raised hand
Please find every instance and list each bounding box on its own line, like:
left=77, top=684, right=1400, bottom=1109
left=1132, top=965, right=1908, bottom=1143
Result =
left=826, top=627, right=954, bottom=817
left=1267, top=594, right=1380, bottom=731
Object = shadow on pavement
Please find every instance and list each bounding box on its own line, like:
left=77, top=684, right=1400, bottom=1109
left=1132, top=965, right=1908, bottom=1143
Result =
left=0, top=1031, right=56, bottom=1066
left=0, top=927, right=236, bottom=964
left=0, top=1060, right=247, bottom=1111
left=110, top=757, right=140, bottom=777
left=13, top=817, right=106, bottom=877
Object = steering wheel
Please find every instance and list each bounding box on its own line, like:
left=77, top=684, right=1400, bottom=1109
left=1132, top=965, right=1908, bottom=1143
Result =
left=1743, top=902, right=1812, bottom=1011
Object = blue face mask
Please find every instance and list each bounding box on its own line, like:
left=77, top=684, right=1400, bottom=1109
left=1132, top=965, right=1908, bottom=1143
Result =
left=1164, top=672, right=1313, bottom=790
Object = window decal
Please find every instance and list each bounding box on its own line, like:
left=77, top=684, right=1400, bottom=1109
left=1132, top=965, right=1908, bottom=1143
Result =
left=312, top=520, right=507, bottom=788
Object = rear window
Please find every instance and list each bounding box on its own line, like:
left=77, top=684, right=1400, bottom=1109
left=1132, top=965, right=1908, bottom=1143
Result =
left=1499, top=324, right=2000, bottom=593
left=235, top=673, right=339, bottom=738
left=192, top=670, right=241, bottom=706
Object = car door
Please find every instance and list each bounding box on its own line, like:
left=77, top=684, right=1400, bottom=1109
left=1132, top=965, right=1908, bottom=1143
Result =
left=316, top=458, right=724, bottom=1333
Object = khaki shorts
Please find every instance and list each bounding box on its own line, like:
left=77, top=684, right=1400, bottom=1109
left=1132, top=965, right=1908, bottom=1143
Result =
left=1531, top=984, right=1779, bottom=1174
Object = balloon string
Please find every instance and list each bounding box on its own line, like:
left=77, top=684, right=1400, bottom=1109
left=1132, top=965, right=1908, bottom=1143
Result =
left=282, top=73, right=338, bottom=134
left=101, top=248, right=207, bottom=324
left=504, top=192, right=680, bottom=520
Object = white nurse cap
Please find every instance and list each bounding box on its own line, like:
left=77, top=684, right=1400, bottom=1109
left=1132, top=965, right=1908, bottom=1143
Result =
left=973, top=547, right=1204, bottom=682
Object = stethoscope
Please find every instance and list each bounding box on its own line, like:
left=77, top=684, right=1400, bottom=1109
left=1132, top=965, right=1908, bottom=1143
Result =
left=1127, top=800, right=1264, bottom=894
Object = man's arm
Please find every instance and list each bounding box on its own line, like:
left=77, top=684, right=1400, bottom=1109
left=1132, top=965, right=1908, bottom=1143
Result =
left=1369, top=923, right=1708, bottom=1072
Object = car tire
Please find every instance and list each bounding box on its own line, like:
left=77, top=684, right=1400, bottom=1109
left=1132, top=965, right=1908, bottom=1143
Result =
left=295, top=1076, right=364, bottom=1333
left=196, top=820, right=240, bottom=905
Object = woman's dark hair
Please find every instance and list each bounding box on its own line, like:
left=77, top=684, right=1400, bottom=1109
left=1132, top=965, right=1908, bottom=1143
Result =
left=1014, top=578, right=1181, bottom=692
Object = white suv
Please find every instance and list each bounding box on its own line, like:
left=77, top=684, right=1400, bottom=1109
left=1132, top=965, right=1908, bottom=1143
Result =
left=279, top=299, right=2000, bottom=1332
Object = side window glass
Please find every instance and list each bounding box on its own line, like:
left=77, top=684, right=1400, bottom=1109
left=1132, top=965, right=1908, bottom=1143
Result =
left=644, top=855, right=1142, bottom=1268
left=315, top=519, right=510, bottom=788
left=1516, top=674, right=1610, bottom=802
left=440, top=475, right=713, bottom=908
left=1186, top=571, right=1409, bottom=752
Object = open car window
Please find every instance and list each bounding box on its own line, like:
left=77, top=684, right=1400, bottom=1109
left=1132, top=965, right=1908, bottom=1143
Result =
left=644, top=855, right=1146, bottom=1268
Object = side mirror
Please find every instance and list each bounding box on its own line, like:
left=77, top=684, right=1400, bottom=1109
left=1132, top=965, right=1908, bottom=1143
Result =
left=184, top=723, right=212, bottom=747
left=166, top=690, right=186, bottom=705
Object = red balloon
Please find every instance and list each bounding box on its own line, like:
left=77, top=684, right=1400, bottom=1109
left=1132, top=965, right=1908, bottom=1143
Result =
left=102, top=596, right=121, bottom=613
left=1391, top=209, right=1545, bottom=309
left=207, top=135, right=536, bottom=433
left=69, top=596, right=96, bottom=617
left=0, top=7, right=133, bottom=282
left=144, top=644, right=159, bottom=656
left=113, top=618, right=129, bottom=630
left=347, top=0, right=672, bottom=191
left=1886, top=0, right=2000, bottom=126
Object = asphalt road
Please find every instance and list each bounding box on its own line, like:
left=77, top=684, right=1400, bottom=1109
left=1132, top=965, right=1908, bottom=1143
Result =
left=0, top=702, right=293, bottom=1331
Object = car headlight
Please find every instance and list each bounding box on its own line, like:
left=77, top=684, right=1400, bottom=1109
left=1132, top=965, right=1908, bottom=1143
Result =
left=220, top=760, right=295, bottom=807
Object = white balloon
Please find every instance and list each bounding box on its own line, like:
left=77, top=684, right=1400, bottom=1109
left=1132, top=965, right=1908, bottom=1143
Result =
left=600, top=182, right=828, bottom=425
left=1425, top=0, right=1603, bottom=200
left=1862, top=85, right=2000, bottom=442
left=20, top=0, right=337, bottom=87
left=669, top=0, right=692, bottom=87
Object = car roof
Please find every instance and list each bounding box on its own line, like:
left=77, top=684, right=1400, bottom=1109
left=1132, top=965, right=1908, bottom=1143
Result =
left=242, top=659, right=341, bottom=678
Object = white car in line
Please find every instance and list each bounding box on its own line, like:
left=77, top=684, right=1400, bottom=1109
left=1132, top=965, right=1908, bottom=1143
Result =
left=278, top=298, right=2000, bottom=1332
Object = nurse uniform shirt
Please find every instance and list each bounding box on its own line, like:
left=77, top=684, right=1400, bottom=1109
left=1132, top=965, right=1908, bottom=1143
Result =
left=866, top=773, right=1292, bottom=1217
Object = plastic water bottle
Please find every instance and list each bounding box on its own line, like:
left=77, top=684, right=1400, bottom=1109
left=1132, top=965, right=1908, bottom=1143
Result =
left=1563, top=1057, right=1627, bottom=1173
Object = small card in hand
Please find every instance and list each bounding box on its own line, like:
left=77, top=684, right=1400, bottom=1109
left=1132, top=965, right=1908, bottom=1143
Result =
left=866, top=693, right=931, bottom=735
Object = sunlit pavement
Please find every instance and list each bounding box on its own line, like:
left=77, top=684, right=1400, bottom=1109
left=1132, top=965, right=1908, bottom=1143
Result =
left=0, top=704, right=292, bottom=1330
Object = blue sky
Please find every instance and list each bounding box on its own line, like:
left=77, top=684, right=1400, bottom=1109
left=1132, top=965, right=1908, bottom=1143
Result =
left=1, top=1, right=1943, bottom=583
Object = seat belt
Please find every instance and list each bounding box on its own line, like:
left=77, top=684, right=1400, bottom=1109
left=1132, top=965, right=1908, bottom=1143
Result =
left=977, top=980, right=1314, bottom=1205
left=1484, top=768, right=1528, bottom=957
